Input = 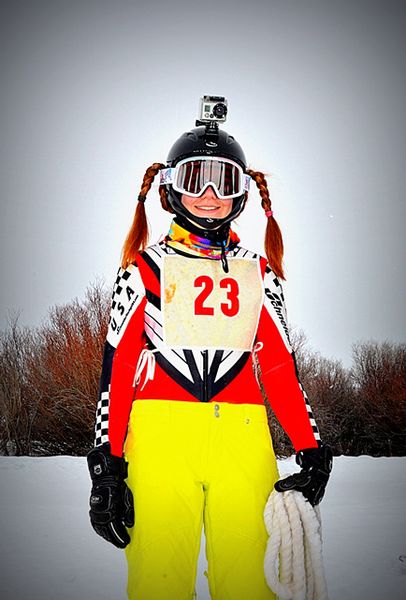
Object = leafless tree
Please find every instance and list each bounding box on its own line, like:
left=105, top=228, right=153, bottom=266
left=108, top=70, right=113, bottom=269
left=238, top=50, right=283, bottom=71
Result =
left=0, top=312, right=38, bottom=455
left=0, top=281, right=110, bottom=455
left=349, top=340, right=406, bottom=455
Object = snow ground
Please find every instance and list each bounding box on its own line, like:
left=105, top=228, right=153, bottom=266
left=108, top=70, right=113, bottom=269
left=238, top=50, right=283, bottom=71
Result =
left=0, top=456, right=405, bottom=600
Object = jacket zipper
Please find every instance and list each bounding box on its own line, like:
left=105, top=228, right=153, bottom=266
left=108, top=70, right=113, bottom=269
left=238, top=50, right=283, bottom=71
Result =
left=202, top=350, right=209, bottom=403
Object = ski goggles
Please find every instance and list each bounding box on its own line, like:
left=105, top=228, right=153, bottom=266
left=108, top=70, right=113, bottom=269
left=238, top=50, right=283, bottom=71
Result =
left=159, top=156, right=251, bottom=200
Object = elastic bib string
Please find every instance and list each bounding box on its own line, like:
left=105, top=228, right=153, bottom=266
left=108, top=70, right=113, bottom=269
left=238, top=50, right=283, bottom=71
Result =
left=220, top=240, right=229, bottom=273
left=133, top=349, right=158, bottom=391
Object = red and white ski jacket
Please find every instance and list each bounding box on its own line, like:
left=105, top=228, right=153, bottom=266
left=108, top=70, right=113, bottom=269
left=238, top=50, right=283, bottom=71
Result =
left=94, top=241, right=320, bottom=457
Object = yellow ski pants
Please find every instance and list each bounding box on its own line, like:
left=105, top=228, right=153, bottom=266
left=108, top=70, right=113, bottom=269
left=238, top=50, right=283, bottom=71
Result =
left=123, top=399, right=279, bottom=600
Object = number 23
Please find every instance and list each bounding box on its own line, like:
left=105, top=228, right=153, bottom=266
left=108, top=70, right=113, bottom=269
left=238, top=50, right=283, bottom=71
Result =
left=194, top=275, right=240, bottom=317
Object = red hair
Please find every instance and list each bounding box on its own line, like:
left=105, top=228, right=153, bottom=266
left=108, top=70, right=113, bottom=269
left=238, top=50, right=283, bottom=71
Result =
left=246, top=169, right=285, bottom=280
left=121, top=163, right=173, bottom=268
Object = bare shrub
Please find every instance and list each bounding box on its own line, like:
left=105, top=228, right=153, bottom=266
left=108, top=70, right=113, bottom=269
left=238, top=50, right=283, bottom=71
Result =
left=268, top=332, right=406, bottom=457
left=0, top=313, right=38, bottom=455
left=29, top=280, right=110, bottom=455
left=350, top=340, right=406, bottom=456
left=0, top=281, right=110, bottom=455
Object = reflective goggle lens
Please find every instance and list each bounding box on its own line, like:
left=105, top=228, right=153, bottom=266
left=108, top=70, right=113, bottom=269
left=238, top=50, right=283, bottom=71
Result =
left=176, top=159, right=241, bottom=198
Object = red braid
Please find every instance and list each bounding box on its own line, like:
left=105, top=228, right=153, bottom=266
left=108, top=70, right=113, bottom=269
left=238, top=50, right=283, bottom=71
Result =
left=246, top=169, right=285, bottom=280
left=121, top=163, right=166, bottom=268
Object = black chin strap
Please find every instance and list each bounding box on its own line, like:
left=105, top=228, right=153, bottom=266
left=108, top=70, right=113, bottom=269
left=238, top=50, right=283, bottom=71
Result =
left=174, top=215, right=230, bottom=244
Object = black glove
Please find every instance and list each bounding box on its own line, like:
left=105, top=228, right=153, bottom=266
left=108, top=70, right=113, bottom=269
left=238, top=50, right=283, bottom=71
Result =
left=274, top=442, right=333, bottom=506
left=87, top=442, right=134, bottom=549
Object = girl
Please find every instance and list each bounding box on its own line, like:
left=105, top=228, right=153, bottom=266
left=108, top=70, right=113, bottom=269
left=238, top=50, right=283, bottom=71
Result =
left=87, top=109, right=332, bottom=600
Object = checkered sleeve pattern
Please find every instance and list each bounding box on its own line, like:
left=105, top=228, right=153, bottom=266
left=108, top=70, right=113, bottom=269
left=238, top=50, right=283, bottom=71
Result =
left=93, top=263, right=145, bottom=447
left=95, top=389, right=110, bottom=446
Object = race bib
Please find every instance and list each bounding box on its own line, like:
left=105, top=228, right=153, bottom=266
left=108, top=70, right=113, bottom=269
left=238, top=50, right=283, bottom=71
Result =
left=162, top=256, right=263, bottom=350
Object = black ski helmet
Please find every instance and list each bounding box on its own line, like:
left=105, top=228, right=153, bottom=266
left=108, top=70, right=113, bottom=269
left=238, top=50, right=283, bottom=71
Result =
left=165, top=126, right=248, bottom=229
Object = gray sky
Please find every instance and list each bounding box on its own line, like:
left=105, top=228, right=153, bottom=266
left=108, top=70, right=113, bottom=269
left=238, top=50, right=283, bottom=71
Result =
left=1, top=0, right=405, bottom=367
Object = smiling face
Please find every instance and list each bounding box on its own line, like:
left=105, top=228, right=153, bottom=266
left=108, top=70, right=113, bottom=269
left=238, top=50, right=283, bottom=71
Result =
left=181, top=186, right=233, bottom=223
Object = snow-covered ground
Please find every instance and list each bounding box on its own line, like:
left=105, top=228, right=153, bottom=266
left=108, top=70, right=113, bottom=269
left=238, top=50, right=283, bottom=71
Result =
left=0, top=456, right=405, bottom=600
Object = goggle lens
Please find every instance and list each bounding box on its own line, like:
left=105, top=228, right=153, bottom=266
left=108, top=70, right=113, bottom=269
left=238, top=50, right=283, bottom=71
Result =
left=160, top=157, right=250, bottom=200
left=176, top=159, right=240, bottom=197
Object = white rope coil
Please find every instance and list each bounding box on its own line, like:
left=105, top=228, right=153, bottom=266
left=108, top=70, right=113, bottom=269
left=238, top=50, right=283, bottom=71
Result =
left=133, top=349, right=157, bottom=390
left=264, top=485, right=328, bottom=600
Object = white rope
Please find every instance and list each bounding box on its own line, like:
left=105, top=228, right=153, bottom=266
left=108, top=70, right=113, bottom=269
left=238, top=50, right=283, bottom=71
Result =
left=132, top=349, right=157, bottom=390
left=263, top=484, right=328, bottom=600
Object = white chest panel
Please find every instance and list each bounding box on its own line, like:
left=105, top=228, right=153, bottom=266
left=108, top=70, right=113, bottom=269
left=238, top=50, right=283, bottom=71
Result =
left=162, top=255, right=264, bottom=351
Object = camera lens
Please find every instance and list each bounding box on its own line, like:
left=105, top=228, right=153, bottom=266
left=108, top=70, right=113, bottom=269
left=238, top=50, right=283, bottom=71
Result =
left=213, top=103, right=227, bottom=118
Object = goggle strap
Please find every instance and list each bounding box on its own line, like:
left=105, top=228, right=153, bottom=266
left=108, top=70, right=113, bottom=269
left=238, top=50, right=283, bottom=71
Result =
left=159, top=167, right=175, bottom=185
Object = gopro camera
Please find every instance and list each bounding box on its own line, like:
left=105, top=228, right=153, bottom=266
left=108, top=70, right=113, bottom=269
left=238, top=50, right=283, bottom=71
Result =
left=196, top=95, right=228, bottom=126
